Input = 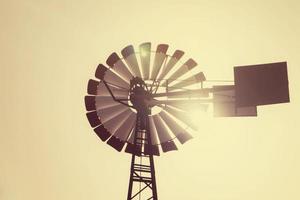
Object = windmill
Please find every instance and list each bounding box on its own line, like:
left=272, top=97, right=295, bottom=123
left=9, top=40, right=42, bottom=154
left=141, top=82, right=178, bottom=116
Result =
left=84, top=43, right=290, bottom=200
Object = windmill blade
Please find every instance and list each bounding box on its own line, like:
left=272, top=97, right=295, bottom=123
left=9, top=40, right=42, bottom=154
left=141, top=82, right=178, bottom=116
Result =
left=97, top=104, right=130, bottom=123
left=126, top=126, right=136, bottom=144
left=163, top=106, right=197, bottom=130
left=113, top=113, right=136, bottom=142
left=102, top=109, right=134, bottom=139
left=106, top=52, right=133, bottom=82
left=104, top=69, right=130, bottom=88
left=144, top=144, right=160, bottom=156
left=125, top=127, right=142, bottom=155
left=164, top=58, right=197, bottom=86
left=125, top=143, right=141, bottom=156
left=139, top=42, right=151, bottom=79
left=123, top=122, right=159, bottom=155
left=161, top=141, right=178, bottom=152
left=86, top=111, right=101, bottom=128
left=148, top=116, right=160, bottom=145
left=150, top=44, right=168, bottom=80
left=85, top=96, right=96, bottom=111
left=102, top=109, right=133, bottom=152
left=95, top=64, right=130, bottom=88
left=94, top=63, right=107, bottom=80
left=94, top=125, right=111, bottom=141
left=95, top=96, right=120, bottom=110
left=88, top=78, right=128, bottom=97
left=175, top=132, right=193, bottom=145
left=121, top=45, right=142, bottom=78
left=87, top=79, right=99, bottom=95
left=107, top=136, right=126, bottom=152
left=158, top=110, right=193, bottom=144
left=125, top=143, right=137, bottom=155
left=152, top=115, right=177, bottom=152
left=169, top=72, right=206, bottom=90
left=152, top=115, right=175, bottom=144
left=157, top=50, right=184, bottom=81
left=144, top=108, right=161, bottom=157
left=96, top=81, right=129, bottom=98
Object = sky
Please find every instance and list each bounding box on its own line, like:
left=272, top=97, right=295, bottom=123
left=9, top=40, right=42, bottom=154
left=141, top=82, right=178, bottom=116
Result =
left=1, top=0, right=300, bottom=199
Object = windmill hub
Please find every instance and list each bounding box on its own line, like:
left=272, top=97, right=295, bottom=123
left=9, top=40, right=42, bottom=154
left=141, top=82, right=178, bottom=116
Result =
left=129, top=77, right=154, bottom=114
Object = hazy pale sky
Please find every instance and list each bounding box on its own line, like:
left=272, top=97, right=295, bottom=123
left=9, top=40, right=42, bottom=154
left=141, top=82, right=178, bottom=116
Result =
left=1, top=0, right=300, bottom=199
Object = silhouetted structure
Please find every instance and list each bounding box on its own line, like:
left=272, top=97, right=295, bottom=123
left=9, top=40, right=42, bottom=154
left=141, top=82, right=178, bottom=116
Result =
left=85, top=43, right=290, bottom=200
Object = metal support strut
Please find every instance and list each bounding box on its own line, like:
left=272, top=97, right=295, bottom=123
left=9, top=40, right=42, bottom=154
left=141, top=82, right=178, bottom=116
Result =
left=127, top=113, right=158, bottom=200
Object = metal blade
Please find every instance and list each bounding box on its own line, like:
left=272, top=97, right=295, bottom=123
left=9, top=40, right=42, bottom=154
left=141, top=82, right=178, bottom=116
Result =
left=85, top=96, right=96, bottom=111
left=126, top=126, right=136, bottom=144
left=148, top=116, right=160, bottom=145
left=106, top=52, right=133, bottom=82
left=163, top=106, right=197, bottom=130
left=105, top=69, right=130, bottom=88
left=113, top=113, right=136, bottom=142
left=125, top=142, right=141, bottom=156
left=102, top=109, right=133, bottom=135
left=96, top=81, right=129, bottom=98
left=94, top=125, right=111, bottom=141
left=95, top=63, right=108, bottom=80
left=87, top=79, right=99, bottom=95
left=161, top=141, right=178, bottom=152
left=107, top=136, right=125, bottom=152
left=139, top=42, right=151, bottom=79
left=121, top=45, right=142, bottom=78
left=97, top=104, right=129, bottom=123
left=150, top=44, right=168, bottom=80
left=144, top=144, right=160, bottom=156
left=95, top=96, right=120, bottom=110
left=169, top=72, right=206, bottom=90
left=176, top=132, right=193, bottom=144
left=125, top=127, right=142, bottom=155
left=95, top=64, right=130, bottom=88
left=158, top=110, right=193, bottom=144
left=157, top=50, right=184, bottom=81
left=123, top=117, right=160, bottom=156
left=86, top=111, right=101, bottom=128
left=125, top=143, right=135, bottom=154
left=164, top=58, right=197, bottom=86
left=152, top=115, right=174, bottom=144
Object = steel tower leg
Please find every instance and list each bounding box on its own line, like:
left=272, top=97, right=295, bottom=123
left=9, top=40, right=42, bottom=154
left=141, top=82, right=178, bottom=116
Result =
left=127, top=114, right=158, bottom=200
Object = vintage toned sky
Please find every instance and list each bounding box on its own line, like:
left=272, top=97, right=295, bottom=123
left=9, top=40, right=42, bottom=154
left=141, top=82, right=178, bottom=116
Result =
left=1, top=0, right=300, bottom=199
